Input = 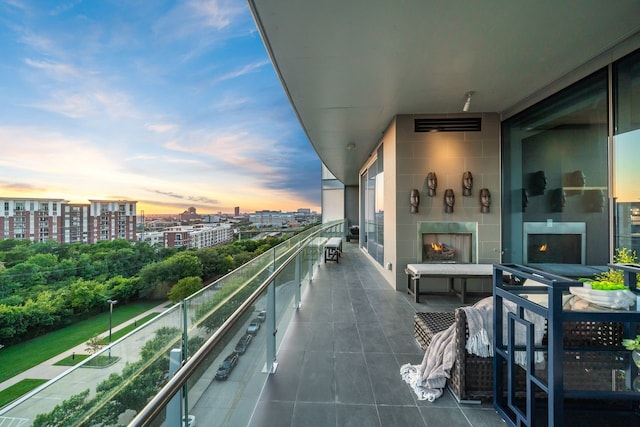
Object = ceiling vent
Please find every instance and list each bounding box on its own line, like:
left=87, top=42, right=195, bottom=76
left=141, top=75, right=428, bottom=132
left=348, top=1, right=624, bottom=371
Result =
left=414, top=117, right=482, bottom=133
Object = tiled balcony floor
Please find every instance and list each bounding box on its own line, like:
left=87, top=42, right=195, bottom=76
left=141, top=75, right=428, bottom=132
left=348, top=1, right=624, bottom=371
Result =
left=247, top=241, right=505, bottom=427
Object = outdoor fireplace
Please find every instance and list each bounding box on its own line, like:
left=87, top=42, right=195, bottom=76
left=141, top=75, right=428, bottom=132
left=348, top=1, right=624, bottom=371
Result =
left=418, top=222, right=477, bottom=263
left=523, top=222, right=586, bottom=265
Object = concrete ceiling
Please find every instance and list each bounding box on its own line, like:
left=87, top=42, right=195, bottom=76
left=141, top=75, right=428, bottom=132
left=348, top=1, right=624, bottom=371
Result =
left=249, top=0, right=640, bottom=186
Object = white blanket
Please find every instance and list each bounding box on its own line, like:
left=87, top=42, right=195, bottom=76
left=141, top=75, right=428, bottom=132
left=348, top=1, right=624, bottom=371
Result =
left=400, top=296, right=546, bottom=401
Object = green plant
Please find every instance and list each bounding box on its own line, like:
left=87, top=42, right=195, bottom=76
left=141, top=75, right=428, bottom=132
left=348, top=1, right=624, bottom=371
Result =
left=622, top=335, right=640, bottom=351
left=593, top=247, right=637, bottom=285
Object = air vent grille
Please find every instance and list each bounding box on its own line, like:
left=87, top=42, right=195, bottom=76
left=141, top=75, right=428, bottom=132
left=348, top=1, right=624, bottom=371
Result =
left=414, top=118, right=482, bottom=133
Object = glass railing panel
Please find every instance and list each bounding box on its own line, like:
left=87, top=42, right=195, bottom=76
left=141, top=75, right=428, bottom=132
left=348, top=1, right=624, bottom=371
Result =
left=0, top=221, right=344, bottom=427
left=0, top=304, right=184, bottom=426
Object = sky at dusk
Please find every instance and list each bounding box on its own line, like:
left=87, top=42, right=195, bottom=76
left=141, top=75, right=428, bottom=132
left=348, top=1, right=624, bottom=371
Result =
left=0, top=0, right=321, bottom=215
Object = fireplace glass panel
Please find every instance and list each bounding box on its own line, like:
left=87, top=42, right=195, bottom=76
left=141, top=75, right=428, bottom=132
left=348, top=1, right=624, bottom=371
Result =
left=527, top=234, right=582, bottom=264
left=422, top=233, right=472, bottom=263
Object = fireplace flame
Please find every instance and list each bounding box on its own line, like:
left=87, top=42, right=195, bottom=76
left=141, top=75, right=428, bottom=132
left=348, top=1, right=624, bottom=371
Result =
left=431, top=242, right=443, bottom=251
left=539, top=243, right=548, bottom=252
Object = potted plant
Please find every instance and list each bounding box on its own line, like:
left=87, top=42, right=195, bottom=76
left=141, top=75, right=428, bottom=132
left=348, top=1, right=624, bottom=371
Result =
left=622, top=335, right=640, bottom=368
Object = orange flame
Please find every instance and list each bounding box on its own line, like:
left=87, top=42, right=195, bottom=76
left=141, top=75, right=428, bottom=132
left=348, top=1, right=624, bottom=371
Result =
left=431, top=242, right=443, bottom=251
left=539, top=244, right=548, bottom=252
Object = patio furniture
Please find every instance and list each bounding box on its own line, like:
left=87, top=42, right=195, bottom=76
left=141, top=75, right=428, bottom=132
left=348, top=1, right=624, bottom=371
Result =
left=413, top=310, right=496, bottom=402
left=493, top=263, right=640, bottom=427
left=324, top=237, right=342, bottom=263
left=414, top=300, right=635, bottom=404
left=406, top=263, right=493, bottom=303
left=346, top=225, right=359, bottom=242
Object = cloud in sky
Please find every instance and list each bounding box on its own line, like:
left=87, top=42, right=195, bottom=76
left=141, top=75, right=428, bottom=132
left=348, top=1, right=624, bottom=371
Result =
left=0, top=0, right=320, bottom=214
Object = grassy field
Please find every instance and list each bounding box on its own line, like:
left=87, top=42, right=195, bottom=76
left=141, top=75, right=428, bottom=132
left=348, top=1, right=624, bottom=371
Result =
left=0, top=379, right=47, bottom=408
left=0, top=300, right=163, bottom=384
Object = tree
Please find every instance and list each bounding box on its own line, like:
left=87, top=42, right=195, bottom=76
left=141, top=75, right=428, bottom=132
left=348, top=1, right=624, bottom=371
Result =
left=86, top=335, right=104, bottom=354
left=32, top=389, right=90, bottom=427
left=168, top=276, right=203, bottom=303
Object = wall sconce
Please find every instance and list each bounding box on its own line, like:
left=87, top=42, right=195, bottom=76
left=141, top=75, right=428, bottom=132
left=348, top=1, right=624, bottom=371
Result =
left=462, top=91, right=474, bottom=112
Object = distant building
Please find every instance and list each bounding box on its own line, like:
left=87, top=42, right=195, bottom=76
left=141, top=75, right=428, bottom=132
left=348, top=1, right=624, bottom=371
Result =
left=234, top=206, right=240, bottom=216
left=138, top=223, right=233, bottom=249
left=0, top=197, right=137, bottom=243
left=249, top=210, right=293, bottom=227
left=88, top=200, right=138, bottom=243
left=180, top=206, right=201, bottom=221
left=202, top=214, right=222, bottom=223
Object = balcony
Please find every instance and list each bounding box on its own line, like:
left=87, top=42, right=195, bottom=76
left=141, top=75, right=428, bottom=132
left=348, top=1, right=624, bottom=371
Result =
left=0, top=221, right=502, bottom=426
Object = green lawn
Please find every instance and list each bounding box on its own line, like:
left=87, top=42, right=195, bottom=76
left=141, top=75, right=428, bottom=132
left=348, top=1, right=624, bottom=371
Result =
left=0, top=300, right=163, bottom=384
left=0, top=379, right=47, bottom=408
left=97, top=312, right=160, bottom=344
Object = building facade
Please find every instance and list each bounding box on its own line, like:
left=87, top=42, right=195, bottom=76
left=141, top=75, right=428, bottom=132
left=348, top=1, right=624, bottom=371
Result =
left=138, top=224, right=234, bottom=249
left=249, top=210, right=293, bottom=227
left=0, top=198, right=137, bottom=244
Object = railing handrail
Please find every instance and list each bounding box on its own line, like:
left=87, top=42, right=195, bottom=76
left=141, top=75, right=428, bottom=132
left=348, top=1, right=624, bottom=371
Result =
left=129, top=220, right=343, bottom=426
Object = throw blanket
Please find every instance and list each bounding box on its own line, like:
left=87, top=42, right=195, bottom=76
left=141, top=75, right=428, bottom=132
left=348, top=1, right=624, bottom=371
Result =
left=400, top=296, right=546, bottom=401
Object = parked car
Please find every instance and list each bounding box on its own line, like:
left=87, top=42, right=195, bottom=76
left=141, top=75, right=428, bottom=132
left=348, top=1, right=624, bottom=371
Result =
left=215, top=353, right=239, bottom=380
left=257, top=310, right=266, bottom=322
left=234, top=333, right=253, bottom=355
left=246, top=319, right=261, bottom=335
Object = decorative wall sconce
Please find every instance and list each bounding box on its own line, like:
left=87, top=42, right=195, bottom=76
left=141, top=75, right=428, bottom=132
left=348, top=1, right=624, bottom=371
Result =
left=479, top=188, right=491, bottom=213
left=426, top=172, right=438, bottom=197
left=462, top=171, right=473, bottom=196
left=410, top=189, right=420, bottom=213
left=444, top=189, right=455, bottom=213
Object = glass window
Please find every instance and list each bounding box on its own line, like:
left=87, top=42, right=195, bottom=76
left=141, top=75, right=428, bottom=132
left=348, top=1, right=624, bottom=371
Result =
left=502, top=69, right=609, bottom=268
left=613, top=48, right=640, bottom=252
left=362, top=145, right=384, bottom=265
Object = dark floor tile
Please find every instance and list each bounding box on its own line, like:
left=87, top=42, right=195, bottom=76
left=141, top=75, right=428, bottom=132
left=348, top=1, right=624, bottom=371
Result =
left=306, top=321, right=335, bottom=351
left=334, top=322, right=362, bottom=352
left=418, top=406, right=472, bottom=426
left=260, top=349, right=304, bottom=401
left=247, top=400, right=294, bottom=427
left=297, top=351, right=335, bottom=402
left=336, top=404, right=381, bottom=427
left=365, top=352, right=416, bottom=405
left=459, top=407, right=507, bottom=426
left=334, top=352, right=375, bottom=405
left=357, top=322, right=393, bottom=353
left=291, top=402, right=337, bottom=427
left=377, top=405, right=427, bottom=427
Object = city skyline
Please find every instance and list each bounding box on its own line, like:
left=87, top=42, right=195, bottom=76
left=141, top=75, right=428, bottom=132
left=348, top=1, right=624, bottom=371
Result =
left=0, top=0, right=321, bottom=215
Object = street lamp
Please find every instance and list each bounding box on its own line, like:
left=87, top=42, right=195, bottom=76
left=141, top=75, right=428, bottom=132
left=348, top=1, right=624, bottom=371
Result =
left=107, top=299, right=118, bottom=360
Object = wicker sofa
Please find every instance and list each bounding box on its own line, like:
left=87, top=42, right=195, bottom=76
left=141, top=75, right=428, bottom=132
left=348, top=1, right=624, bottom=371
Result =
left=413, top=309, right=630, bottom=403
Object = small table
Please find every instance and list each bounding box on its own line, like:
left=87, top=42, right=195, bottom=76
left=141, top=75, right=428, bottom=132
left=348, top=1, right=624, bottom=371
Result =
left=405, top=263, right=494, bottom=303
left=324, top=237, right=342, bottom=263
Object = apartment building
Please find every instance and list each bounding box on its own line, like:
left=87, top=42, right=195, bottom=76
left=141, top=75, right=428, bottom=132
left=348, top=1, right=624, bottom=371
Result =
left=0, top=197, right=137, bottom=244
left=249, top=210, right=293, bottom=227
left=138, top=223, right=233, bottom=249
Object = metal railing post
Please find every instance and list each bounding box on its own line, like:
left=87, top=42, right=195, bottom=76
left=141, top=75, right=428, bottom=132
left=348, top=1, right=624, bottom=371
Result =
left=294, top=252, right=301, bottom=308
left=266, top=278, right=277, bottom=373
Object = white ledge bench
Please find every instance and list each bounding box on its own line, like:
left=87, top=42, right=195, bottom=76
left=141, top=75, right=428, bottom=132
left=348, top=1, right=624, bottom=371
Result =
left=324, top=237, right=342, bottom=263
left=405, top=263, right=494, bottom=303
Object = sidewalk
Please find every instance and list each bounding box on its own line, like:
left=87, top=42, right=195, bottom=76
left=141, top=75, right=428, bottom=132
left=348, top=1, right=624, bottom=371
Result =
left=0, top=301, right=170, bottom=393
